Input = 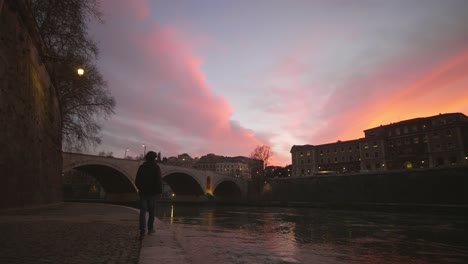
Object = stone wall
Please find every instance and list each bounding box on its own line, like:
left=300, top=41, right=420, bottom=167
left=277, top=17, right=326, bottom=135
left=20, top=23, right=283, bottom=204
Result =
left=263, top=166, right=468, bottom=206
left=0, top=0, right=62, bottom=209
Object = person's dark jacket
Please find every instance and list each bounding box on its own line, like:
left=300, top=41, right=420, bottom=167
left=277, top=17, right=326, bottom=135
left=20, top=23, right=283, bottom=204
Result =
left=135, top=161, right=162, bottom=195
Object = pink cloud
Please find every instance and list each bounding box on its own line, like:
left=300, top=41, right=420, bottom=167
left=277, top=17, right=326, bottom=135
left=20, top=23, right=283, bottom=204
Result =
left=252, top=37, right=468, bottom=166
left=90, top=0, right=265, bottom=160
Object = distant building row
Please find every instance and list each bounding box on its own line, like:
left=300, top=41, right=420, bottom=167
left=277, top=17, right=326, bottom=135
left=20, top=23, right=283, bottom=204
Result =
left=290, top=113, right=468, bottom=177
left=164, top=153, right=264, bottom=180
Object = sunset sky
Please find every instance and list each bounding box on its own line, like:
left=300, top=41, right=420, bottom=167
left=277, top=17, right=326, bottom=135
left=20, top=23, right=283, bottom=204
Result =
left=89, top=0, right=468, bottom=166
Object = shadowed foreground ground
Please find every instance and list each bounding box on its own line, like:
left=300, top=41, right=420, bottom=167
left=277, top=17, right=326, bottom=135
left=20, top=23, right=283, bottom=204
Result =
left=0, top=203, right=141, bottom=264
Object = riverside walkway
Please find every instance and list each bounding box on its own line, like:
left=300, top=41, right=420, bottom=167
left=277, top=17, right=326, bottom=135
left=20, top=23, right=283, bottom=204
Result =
left=0, top=203, right=187, bottom=264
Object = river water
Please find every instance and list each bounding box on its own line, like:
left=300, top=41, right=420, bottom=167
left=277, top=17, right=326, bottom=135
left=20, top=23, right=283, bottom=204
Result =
left=155, top=204, right=468, bottom=264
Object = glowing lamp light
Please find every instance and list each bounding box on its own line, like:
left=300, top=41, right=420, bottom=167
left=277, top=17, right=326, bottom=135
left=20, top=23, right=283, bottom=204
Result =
left=77, top=68, right=85, bottom=76
left=171, top=193, right=175, bottom=197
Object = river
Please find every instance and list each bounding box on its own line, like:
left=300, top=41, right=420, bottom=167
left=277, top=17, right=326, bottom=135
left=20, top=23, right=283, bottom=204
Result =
left=154, top=204, right=468, bottom=264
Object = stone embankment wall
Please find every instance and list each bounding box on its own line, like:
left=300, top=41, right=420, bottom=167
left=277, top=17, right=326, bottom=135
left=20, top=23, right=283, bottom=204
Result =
left=0, top=1, right=62, bottom=209
left=262, top=166, right=468, bottom=206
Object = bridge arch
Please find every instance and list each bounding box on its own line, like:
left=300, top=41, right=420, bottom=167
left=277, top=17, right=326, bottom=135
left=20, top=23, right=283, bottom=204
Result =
left=63, top=160, right=137, bottom=199
left=62, top=152, right=248, bottom=202
left=161, top=167, right=205, bottom=196
left=213, top=180, right=242, bottom=200
left=163, top=172, right=205, bottom=196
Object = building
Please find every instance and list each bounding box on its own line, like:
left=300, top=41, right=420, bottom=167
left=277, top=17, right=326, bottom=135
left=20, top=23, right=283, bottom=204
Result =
left=194, top=154, right=263, bottom=181
left=193, top=153, right=224, bottom=171
left=215, top=162, right=250, bottom=179
left=291, top=113, right=468, bottom=177
left=164, top=153, right=197, bottom=167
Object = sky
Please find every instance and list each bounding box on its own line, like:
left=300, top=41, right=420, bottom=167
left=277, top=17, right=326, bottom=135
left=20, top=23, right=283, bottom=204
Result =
left=88, top=0, right=468, bottom=166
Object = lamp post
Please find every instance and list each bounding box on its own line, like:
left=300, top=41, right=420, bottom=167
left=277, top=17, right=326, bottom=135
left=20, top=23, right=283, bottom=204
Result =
left=142, top=144, right=146, bottom=157
left=40, top=55, right=86, bottom=76
left=124, top=148, right=129, bottom=159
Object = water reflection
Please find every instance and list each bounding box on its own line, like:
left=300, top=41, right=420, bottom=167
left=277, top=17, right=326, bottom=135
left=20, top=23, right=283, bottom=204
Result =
left=156, top=205, right=468, bottom=263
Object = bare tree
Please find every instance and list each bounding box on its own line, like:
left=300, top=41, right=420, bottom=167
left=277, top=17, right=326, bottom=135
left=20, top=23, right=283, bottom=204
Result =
left=250, top=145, right=273, bottom=169
left=31, top=0, right=115, bottom=151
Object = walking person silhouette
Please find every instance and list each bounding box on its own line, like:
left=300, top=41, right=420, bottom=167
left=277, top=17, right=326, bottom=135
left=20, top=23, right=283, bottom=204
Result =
left=135, top=151, right=162, bottom=237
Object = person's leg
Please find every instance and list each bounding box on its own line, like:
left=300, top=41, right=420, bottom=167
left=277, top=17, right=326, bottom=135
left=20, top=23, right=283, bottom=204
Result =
left=139, top=195, right=148, bottom=235
left=147, top=195, right=156, bottom=232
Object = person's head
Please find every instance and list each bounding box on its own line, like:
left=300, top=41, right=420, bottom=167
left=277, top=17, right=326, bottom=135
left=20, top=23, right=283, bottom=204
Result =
left=145, top=151, right=157, bottom=162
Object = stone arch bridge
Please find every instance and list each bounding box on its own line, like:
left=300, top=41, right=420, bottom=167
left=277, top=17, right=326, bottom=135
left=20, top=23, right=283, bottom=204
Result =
left=62, top=152, right=248, bottom=203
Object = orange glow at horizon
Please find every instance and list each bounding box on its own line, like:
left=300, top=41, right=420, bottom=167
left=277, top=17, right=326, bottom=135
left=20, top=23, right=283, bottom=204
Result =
left=330, top=48, right=468, bottom=145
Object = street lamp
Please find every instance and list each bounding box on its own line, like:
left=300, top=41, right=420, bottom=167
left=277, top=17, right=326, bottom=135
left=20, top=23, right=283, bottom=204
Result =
left=124, top=148, right=129, bottom=159
left=40, top=55, right=85, bottom=76
left=77, top=68, right=85, bottom=76
left=142, top=144, right=146, bottom=157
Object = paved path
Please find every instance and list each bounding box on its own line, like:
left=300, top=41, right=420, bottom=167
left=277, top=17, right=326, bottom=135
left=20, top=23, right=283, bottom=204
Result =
left=139, top=218, right=190, bottom=264
left=0, top=202, right=189, bottom=264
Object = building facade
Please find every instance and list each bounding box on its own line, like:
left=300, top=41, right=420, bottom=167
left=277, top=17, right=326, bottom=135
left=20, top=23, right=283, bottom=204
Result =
left=215, top=162, right=250, bottom=179
left=194, top=154, right=263, bottom=181
left=291, top=113, right=468, bottom=177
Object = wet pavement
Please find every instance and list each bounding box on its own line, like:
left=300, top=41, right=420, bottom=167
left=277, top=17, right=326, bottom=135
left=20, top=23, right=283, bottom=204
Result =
left=0, top=203, right=143, bottom=264
left=139, top=218, right=189, bottom=264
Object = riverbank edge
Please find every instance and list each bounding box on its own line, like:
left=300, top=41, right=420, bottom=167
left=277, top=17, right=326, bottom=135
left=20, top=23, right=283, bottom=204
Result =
left=63, top=199, right=468, bottom=217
